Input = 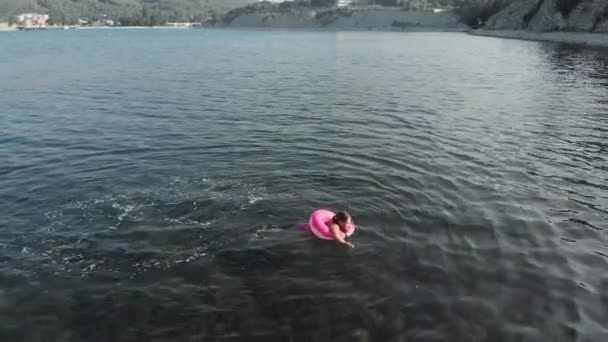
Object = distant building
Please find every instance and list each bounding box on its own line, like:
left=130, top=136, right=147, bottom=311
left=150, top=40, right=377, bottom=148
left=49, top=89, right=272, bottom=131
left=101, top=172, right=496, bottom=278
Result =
left=165, top=22, right=195, bottom=28
left=433, top=6, right=454, bottom=13
left=91, top=19, right=114, bottom=27
left=16, top=13, right=49, bottom=30
left=338, top=0, right=372, bottom=8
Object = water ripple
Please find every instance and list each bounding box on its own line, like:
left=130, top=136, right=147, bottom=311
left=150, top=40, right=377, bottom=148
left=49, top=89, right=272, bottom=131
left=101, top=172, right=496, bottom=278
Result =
left=1, top=30, right=607, bottom=342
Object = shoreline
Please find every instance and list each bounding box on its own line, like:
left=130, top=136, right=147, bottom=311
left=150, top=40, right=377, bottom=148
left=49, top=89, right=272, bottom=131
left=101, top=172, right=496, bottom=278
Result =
left=0, top=25, right=467, bottom=33
left=469, top=29, right=608, bottom=48
left=76, top=26, right=197, bottom=29
left=0, top=25, right=200, bottom=32
left=214, top=26, right=468, bottom=32
left=6, top=24, right=608, bottom=45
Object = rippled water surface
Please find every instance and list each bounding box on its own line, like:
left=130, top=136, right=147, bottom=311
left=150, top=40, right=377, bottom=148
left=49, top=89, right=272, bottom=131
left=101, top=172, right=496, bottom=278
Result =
left=1, top=29, right=607, bottom=342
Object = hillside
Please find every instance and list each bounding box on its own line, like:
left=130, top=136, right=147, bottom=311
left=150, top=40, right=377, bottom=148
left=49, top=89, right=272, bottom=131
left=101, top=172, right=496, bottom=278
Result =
left=1, top=0, right=521, bottom=27
left=484, top=0, right=608, bottom=32
left=217, top=0, right=521, bottom=30
left=0, top=0, right=256, bottom=25
left=217, top=2, right=468, bottom=30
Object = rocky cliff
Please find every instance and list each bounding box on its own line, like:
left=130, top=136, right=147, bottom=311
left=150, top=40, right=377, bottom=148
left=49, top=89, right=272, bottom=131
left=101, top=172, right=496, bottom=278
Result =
left=485, top=0, right=608, bottom=32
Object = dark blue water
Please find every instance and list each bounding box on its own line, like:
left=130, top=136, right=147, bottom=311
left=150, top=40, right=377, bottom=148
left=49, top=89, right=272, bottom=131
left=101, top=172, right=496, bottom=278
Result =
left=1, top=29, right=607, bottom=342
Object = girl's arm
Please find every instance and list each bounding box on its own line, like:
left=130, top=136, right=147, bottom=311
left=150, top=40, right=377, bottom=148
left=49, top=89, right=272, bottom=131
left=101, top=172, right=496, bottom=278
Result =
left=330, top=223, right=354, bottom=248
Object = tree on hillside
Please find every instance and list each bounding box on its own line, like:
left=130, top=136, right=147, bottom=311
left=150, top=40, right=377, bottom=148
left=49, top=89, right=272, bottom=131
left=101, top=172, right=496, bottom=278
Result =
left=0, top=2, right=7, bottom=21
left=0, top=0, right=35, bottom=20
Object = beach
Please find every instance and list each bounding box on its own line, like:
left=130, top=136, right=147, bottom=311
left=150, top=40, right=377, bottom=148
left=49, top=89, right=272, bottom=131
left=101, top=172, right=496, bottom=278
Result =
left=0, top=22, right=16, bottom=31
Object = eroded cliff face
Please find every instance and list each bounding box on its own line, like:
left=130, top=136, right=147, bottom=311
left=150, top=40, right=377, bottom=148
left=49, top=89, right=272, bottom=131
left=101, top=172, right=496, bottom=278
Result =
left=526, top=0, right=568, bottom=31
left=485, top=0, right=544, bottom=30
left=591, top=3, right=608, bottom=32
left=568, top=0, right=607, bottom=31
left=596, top=17, right=608, bottom=32
left=486, top=0, right=608, bottom=32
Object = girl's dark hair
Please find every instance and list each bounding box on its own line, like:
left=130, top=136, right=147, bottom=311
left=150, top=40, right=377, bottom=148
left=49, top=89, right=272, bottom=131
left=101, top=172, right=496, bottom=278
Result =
left=333, top=211, right=351, bottom=224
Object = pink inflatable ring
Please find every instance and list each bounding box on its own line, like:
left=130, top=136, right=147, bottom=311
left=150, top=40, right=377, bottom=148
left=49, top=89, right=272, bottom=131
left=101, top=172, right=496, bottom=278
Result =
left=308, top=209, right=355, bottom=240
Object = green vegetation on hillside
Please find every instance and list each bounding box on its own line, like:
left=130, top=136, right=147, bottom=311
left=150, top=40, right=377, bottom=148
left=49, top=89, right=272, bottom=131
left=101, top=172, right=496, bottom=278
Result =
left=0, top=0, right=255, bottom=25
left=222, top=0, right=516, bottom=28
left=0, top=0, right=522, bottom=28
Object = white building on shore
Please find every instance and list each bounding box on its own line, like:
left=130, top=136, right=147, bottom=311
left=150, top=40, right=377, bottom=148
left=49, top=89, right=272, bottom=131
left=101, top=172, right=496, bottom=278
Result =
left=16, top=13, right=49, bottom=30
left=338, top=0, right=373, bottom=8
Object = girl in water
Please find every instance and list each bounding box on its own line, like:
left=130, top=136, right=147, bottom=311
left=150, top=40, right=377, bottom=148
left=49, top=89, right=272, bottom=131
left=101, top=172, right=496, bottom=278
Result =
left=330, top=211, right=355, bottom=248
